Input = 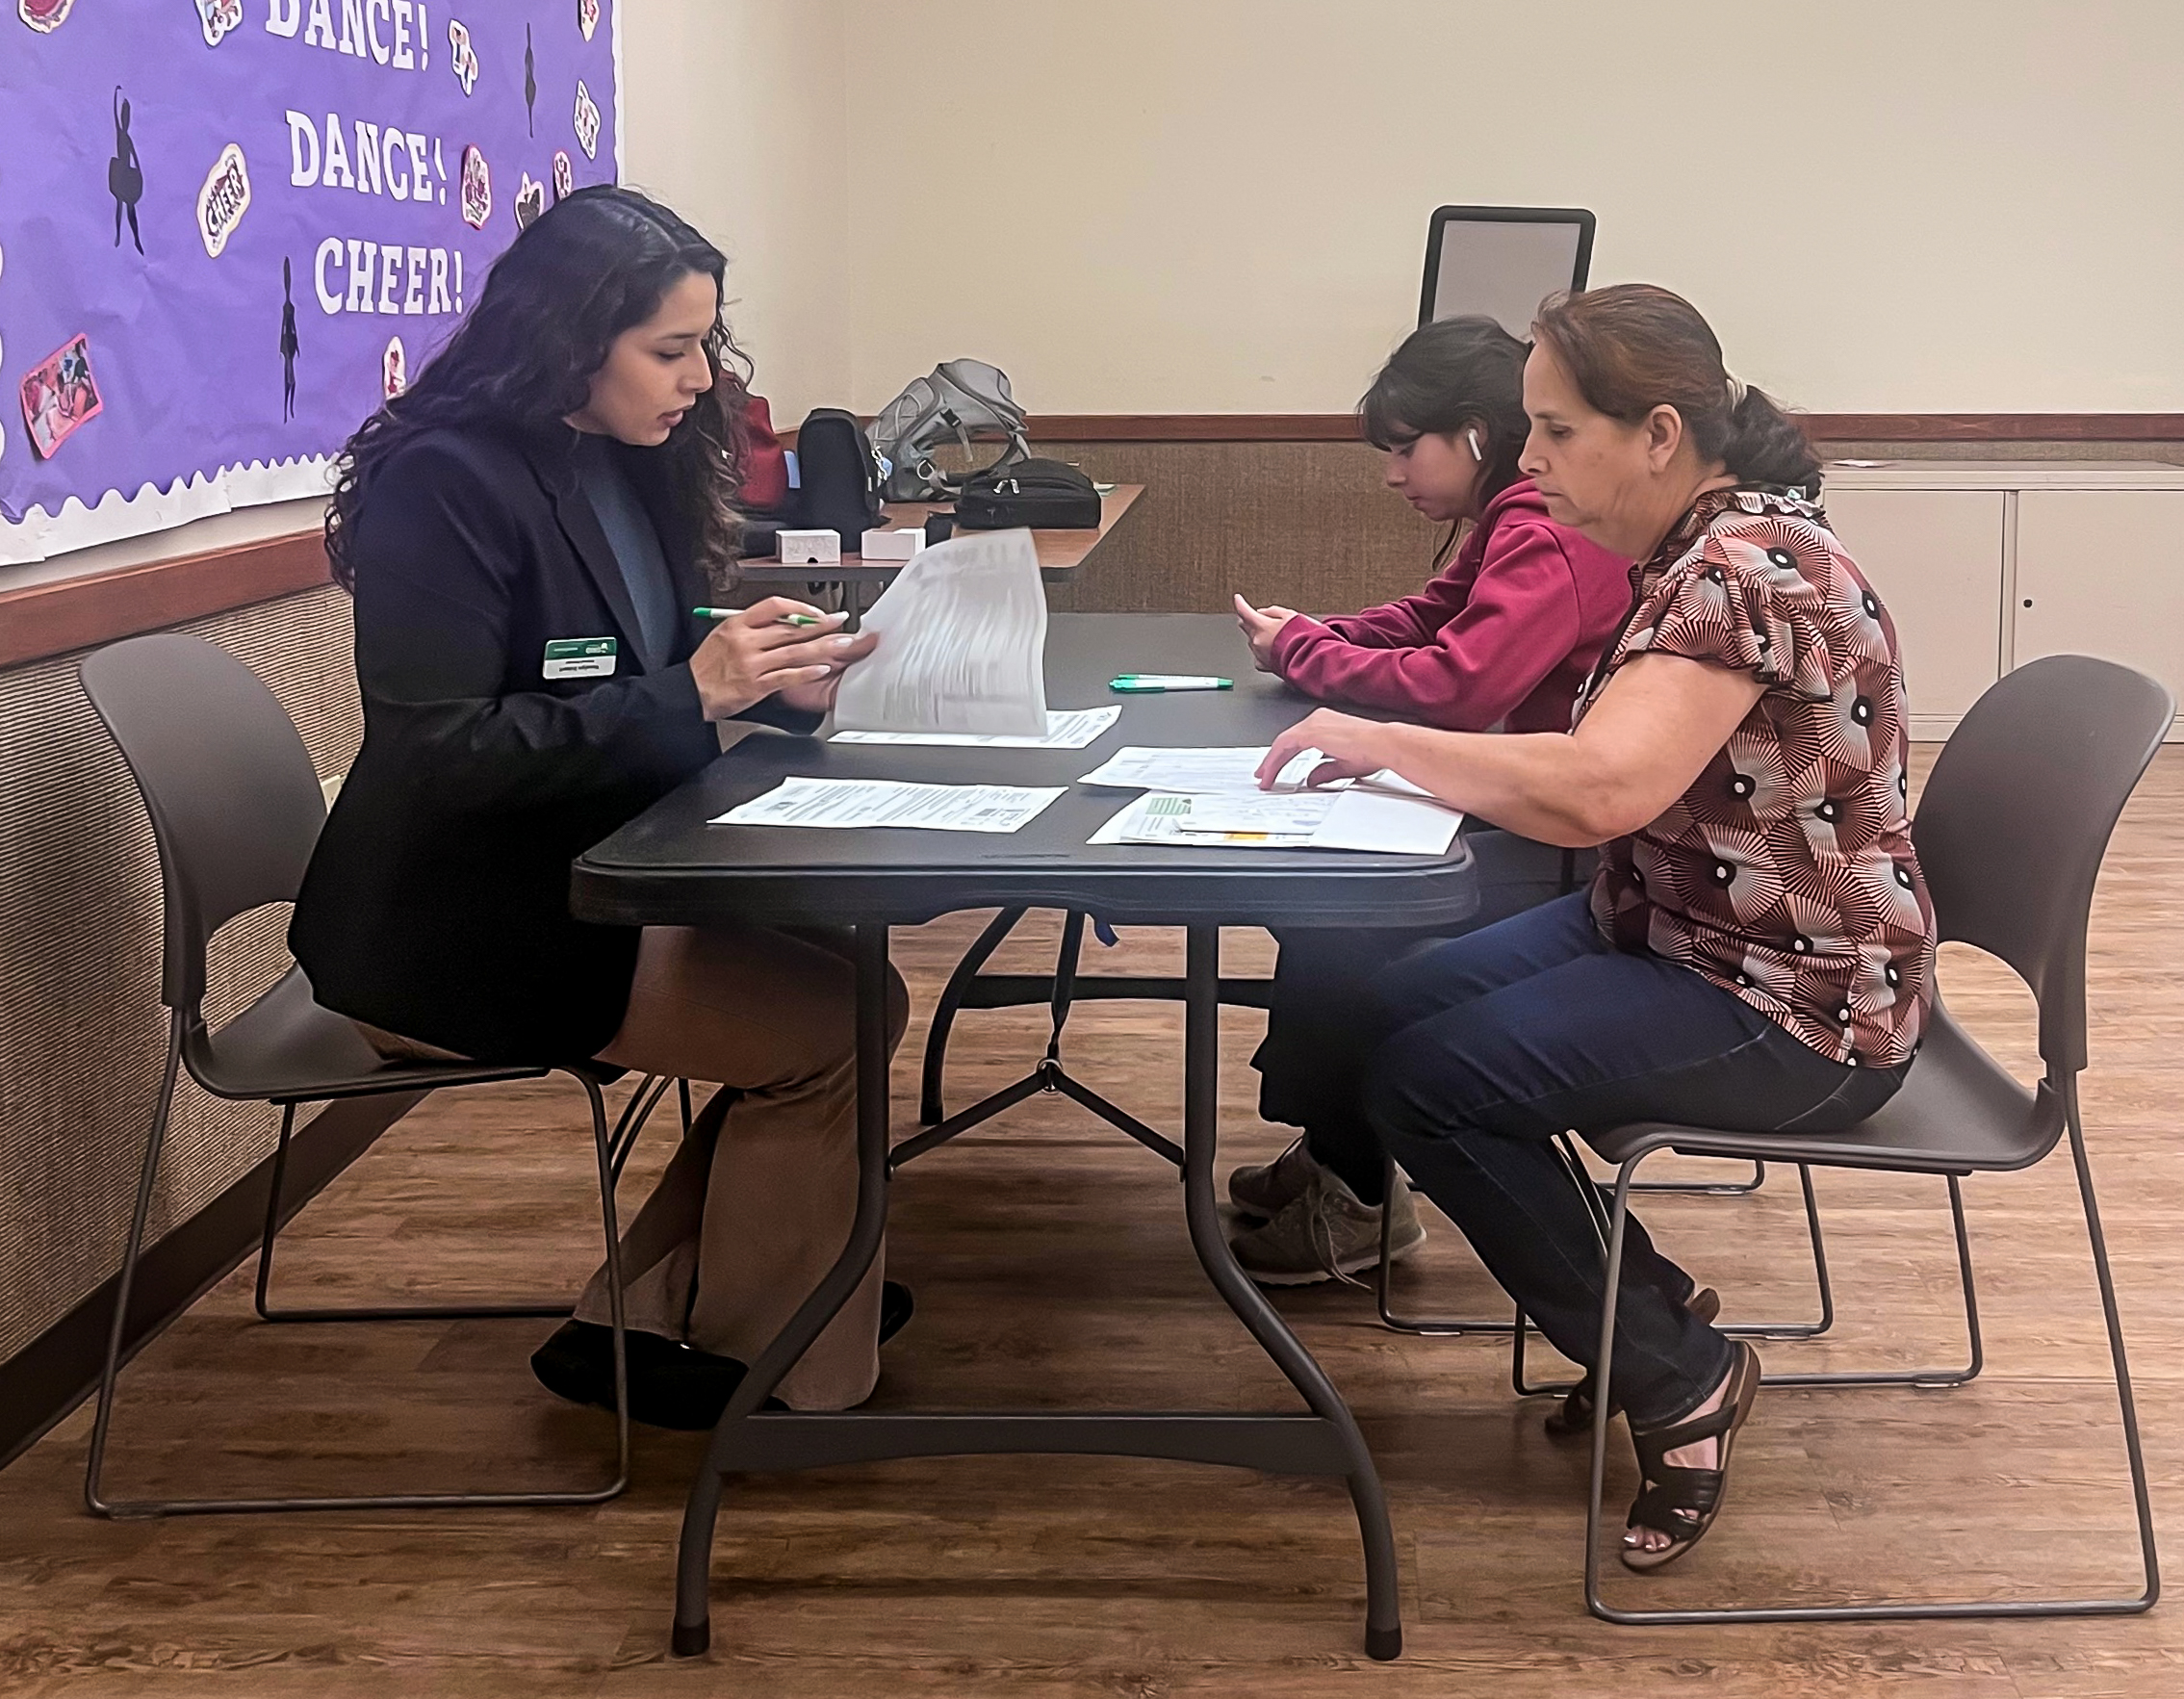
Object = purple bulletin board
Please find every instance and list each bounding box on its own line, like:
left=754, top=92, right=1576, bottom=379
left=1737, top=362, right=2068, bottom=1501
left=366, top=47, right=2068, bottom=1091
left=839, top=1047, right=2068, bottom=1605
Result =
left=0, top=0, right=620, bottom=564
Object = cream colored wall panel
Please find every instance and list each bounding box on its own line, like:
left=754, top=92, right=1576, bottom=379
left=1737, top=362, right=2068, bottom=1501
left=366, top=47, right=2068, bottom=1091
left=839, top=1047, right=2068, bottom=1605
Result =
left=838, top=0, right=2184, bottom=414
left=2016, top=491, right=2184, bottom=738
left=619, top=1, right=849, bottom=419
left=1821, top=488, right=2003, bottom=736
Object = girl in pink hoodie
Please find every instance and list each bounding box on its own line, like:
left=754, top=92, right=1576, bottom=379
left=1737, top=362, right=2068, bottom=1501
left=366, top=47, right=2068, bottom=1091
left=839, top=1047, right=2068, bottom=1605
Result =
left=1229, top=316, right=1635, bottom=1286
left=1236, top=317, right=1630, bottom=731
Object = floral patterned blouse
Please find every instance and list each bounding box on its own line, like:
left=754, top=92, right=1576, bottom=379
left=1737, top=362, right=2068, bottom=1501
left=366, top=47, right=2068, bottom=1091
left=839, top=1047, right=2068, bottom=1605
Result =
left=1579, top=486, right=1937, bottom=1067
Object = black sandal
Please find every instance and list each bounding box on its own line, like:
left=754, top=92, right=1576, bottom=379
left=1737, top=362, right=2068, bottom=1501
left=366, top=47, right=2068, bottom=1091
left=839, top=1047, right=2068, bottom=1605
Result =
left=1619, top=1340, right=1762, bottom=1571
left=1543, top=1286, right=1721, bottom=1439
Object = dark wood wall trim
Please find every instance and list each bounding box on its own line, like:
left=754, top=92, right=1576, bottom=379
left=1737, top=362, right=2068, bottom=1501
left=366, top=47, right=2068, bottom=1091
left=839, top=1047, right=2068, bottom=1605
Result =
left=0, top=529, right=331, bottom=670
left=1027, top=413, right=2184, bottom=444
left=0, top=1092, right=419, bottom=1476
left=9, top=410, right=2182, bottom=667
left=1031, top=414, right=1363, bottom=442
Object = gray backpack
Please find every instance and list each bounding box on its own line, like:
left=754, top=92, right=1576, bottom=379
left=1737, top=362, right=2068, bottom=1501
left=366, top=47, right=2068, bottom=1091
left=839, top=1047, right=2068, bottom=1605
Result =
left=869, top=359, right=1033, bottom=502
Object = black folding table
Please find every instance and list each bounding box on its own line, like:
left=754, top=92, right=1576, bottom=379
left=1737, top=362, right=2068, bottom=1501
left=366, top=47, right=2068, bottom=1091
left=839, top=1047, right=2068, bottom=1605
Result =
left=569, top=612, right=1479, bottom=1662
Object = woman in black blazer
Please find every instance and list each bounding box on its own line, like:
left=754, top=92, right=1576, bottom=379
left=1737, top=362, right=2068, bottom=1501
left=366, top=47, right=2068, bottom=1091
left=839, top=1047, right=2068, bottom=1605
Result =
left=291, top=188, right=905, bottom=1424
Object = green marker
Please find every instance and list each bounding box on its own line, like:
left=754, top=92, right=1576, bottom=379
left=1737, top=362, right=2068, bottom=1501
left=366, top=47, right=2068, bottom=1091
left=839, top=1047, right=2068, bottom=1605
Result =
left=1109, top=674, right=1233, bottom=693
left=692, top=606, right=825, bottom=627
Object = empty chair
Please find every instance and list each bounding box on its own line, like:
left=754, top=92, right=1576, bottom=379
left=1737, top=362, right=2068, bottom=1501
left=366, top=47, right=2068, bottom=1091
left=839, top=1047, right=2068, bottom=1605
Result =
left=79, top=631, right=641, bottom=1517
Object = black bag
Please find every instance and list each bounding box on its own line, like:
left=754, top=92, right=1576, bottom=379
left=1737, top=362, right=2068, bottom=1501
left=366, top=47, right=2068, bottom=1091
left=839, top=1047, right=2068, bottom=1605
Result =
left=789, top=406, right=884, bottom=537
left=954, top=457, right=1102, bottom=529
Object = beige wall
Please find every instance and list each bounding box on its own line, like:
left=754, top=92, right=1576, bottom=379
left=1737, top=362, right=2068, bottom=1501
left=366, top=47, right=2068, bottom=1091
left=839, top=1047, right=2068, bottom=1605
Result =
left=621, top=0, right=851, bottom=422
left=836, top=0, right=2184, bottom=417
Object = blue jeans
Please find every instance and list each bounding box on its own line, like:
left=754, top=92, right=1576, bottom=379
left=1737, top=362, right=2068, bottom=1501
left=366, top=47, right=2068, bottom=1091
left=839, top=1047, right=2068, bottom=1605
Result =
left=1255, top=827, right=1584, bottom=1204
left=1359, top=892, right=1908, bottom=1426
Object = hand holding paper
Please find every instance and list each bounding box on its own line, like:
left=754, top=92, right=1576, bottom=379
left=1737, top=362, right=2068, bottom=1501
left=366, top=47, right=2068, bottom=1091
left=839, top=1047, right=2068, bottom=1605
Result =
left=831, top=528, right=1048, bottom=737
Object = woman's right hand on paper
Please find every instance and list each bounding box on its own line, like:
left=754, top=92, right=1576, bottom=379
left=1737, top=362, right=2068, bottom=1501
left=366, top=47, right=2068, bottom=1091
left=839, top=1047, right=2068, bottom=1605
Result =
left=1234, top=594, right=1301, bottom=674
left=690, top=597, right=876, bottom=719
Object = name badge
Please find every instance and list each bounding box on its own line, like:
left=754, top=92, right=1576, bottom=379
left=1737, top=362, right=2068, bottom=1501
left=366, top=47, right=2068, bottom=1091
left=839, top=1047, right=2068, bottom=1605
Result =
left=543, top=637, right=617, bottom=680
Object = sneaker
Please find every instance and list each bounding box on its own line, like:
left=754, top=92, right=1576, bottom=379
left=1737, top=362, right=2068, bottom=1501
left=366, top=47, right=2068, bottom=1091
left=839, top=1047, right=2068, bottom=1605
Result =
left=1227, top=1136, right=1331, bottom=1218
left=1228, top=1166, right=1426, bottom=1287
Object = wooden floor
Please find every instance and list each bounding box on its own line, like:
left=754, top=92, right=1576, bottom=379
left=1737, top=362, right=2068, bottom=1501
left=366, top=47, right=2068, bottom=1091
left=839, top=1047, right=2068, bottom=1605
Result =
left=6, top=748, right=2184, bottom=1696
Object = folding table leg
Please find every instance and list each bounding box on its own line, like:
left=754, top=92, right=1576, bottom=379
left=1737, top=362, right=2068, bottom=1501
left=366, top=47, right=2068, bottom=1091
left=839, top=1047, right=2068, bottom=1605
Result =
left=1177, top=924, right=1402, bottom=1660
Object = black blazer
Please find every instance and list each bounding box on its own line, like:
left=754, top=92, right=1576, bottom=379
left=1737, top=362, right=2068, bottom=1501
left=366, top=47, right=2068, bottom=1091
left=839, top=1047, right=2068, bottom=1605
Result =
left=290, top=423, right=814, bottom=1063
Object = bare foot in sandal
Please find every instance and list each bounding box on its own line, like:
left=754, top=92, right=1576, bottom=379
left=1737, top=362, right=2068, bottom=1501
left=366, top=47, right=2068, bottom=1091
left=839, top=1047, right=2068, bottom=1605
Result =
left=1622, top=1340, right=1761, bottom=1569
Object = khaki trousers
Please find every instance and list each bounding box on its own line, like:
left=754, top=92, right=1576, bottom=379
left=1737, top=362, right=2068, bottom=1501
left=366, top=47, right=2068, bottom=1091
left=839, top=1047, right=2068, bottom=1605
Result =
left=570, top=924, right=909, bottom=1411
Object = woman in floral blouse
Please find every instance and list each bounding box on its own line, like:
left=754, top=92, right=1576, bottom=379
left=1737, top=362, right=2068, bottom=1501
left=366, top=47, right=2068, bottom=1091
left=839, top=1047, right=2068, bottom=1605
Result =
left=1256, top=283, right=1936, bottom=1570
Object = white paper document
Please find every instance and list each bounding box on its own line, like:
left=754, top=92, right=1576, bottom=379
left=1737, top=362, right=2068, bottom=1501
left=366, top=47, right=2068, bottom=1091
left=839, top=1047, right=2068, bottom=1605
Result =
left=1076, top=746, right=1310, bottom=794
left=713, top=777, right=1064, bottom=834
left=831, top=528, right=1049, bottom=737
left=830, top=705, right=1121, bottom=750
left=1177, top=793, right=1340, bottom=837
left=1088, top=792, right=1313, bottom=847
left=1088, top=787, right=1461, bottom=854
left=1075, top=745, right=1437, bottom=799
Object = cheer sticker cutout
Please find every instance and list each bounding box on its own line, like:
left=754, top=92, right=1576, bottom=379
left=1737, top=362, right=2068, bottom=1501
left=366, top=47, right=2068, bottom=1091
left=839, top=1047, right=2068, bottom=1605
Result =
left=20, top=334, right=104, bottom=460
left=383, top=336, right=408, bottom=399
left=573, top=81, right=601, bottom=161
left=458, top=144, right=491, bottom=228
left=578, top=0, right=599, bottom=42
left=18, top=0, right=77, bottom=33
left=197, top=143, right=251, bottom=257
left=514, top=173, right=545, bottom=230
left=447, top=18, right=480, bottom=95
left=552, top=149, right=573, bottom=203
left=193, top=0, right=242, bottom=45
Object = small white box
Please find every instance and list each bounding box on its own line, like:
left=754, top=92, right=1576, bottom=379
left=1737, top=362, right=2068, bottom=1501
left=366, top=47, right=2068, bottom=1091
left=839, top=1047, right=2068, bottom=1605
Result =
left=860, top=527, right=926, bottom=561
left=776, top=528, right=841, bottom=566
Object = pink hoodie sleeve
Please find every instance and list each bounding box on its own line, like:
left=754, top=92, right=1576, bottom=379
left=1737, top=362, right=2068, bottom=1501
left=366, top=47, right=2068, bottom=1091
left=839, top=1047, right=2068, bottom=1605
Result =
left=1268, top=519, right=1585, bottom=732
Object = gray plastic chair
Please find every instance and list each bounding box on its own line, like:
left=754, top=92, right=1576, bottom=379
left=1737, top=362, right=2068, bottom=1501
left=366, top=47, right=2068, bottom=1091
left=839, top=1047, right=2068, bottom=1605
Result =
left=79, top=632, right=638, bottom=1517
left=1580, top=653, right=2167, bottom=1624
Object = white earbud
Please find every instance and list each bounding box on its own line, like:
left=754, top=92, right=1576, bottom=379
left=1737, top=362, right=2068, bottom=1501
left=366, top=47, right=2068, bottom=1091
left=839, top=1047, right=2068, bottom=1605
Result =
left=1465, top=428, right=1483, bottom=461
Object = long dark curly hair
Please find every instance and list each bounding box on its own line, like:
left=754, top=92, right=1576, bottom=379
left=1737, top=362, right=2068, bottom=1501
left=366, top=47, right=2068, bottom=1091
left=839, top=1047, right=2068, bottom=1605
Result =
left=325, top=185, right=750, bottom=592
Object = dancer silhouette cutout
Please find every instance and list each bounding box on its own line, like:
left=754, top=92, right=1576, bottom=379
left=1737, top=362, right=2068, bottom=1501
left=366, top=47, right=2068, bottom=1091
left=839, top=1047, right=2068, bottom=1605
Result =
left=525, top=25, right=537, bottom=136
left=110, top=88, right=144, bottom=254
left=280, top=258, right=301, bottom=422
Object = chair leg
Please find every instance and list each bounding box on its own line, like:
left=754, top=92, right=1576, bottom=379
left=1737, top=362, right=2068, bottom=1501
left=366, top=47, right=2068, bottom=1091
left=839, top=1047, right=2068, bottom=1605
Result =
left=85, top=1014, right=185, bottom=1517
left=253, top=1073, right=672, bottom=1325
left=1759, top=1171, right=1978, bottom=1391
left=1631, top=1159, right=1767, bottom=1195
left=2063, top=1079, right=2159, bottom=1608
left=1585, top=1132, right=2151, bottom=1624
left=1378, top=1141, right=1828, bottom=1346
left=86, top=1063, right=630, bottom=1518
left=608, top=1073, right=675, bottom=1184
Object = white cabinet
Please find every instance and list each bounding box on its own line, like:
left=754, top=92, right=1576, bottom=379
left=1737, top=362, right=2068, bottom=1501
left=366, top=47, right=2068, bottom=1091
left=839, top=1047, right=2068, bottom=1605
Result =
left=2015, top=492, right=2184, bottom=735
left=1821, top=462, right=2184, bottom=740
left=1821, top=488, right=2004, bottom=737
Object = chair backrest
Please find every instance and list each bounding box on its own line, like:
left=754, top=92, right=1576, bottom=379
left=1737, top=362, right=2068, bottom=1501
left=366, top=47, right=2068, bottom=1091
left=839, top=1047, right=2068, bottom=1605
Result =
left=79, top=633, right=328, bottom=1016
left=1914, top=653, right=2172, bottom=1076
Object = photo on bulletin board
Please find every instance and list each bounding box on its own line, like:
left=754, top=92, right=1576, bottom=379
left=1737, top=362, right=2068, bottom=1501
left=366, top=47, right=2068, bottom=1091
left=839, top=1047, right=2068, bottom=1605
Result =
left=0, top=0, right=622, bottom=566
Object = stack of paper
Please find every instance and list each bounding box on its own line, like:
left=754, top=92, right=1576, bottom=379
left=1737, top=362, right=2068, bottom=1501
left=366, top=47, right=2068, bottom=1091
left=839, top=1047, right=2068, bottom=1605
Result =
left=1090, top=787, right=1460, bottom=854
left=1076, top=746, right=1295, bottom=793
left=712, top=777, right=1064, bottom=834
left=1077, top=744, right=1463, bottom=855
left=831, top=528, right=1048, bottom=737
left=831, top=705, right=1121, bottom=750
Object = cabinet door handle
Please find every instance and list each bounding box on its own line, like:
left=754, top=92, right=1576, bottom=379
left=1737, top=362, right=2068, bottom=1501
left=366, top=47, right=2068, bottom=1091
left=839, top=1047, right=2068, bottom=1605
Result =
left=2022, top=599, right=2034, bottom=607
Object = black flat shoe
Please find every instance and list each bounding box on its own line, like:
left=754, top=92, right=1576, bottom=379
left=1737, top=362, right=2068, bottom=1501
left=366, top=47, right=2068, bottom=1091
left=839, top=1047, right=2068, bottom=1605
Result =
left=1621, top=1340, right=1762, bottom=1571
left=881, top=1280, right=914, bottom=1345
left=529, top=1321, right=784, bottom=1430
